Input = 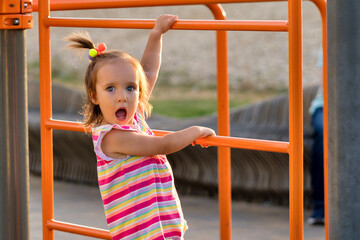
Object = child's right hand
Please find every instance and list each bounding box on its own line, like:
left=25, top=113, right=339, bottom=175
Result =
left=197, top=126, right=216, bottom=138
left=191, top=126, right=216, bottom=148
left=153, top=14, right=178, bottom=35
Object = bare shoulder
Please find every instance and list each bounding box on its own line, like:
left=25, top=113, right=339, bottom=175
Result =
left=103, top=128, right=136, bottom=141
left=101, top=129, right=139, bottom=158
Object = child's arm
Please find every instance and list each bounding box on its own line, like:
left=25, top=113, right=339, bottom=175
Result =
left=141, top=14, right=177, bottom=98
left=101, top=126, right=215, bottom=158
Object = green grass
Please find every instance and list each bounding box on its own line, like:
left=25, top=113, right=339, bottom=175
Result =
left=151, top=98, right=250, bottom=118
left=149, top=86, right=284, bottom=118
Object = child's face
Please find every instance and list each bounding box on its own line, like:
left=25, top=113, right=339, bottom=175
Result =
left=92, top=59, right=140, bottom=126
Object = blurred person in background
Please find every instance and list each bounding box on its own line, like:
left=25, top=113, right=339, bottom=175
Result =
left=307, top=47, right=324, bottom=225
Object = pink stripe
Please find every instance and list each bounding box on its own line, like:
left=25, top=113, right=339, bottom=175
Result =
left=106, top=193, right=155, bottom=219
left=106, top=194, right=176, bottom=223
left=97, top=160, right=110, bottom=166
left=101, top=174, right=154, bottom=203
left=159, top=212, right=181, bottom=221
left=164, top=230, right=182, bottom=239
left=97, top=156, right=166, bottom=182
left=98, top=158, right=160, bottom=185
left=107, top=196, right=157, bottom=223
left=106, top=194, right=177, bottom=224
left=116, top=216, right=162, bottom=239
left=99, top=168, right=172, bottom=188
left=105, top=192, right=174, bottom=215
left=103, top=177, right=157, bottom=204
left=102, top=175, right=173, bottom=204
left=151, top=235, right=166, bottom=240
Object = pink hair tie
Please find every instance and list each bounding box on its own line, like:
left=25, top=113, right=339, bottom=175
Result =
left=88, top=43, right=107, bottom=60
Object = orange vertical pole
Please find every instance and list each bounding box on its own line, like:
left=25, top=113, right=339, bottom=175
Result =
left=312, top=2, right=328, bottom=239
left=207, top=4, right=231, bottom=240
left=288, top=0, right=303, bottom=239
left=38, top=0, right=54, bottom=239
left=306, top=1, right=328, bottom=239
left=312, top=1, right=328, bottom=239
left=321, top=7, right=328, bottom=240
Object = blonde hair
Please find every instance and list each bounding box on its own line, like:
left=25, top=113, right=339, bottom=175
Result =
left=66, top=32, right=152, bottom=128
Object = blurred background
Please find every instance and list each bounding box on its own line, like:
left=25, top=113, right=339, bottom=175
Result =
left=27, top=2, right=322, bottom=118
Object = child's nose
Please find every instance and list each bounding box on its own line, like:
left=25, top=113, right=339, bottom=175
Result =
left=117, top=93, right=127, bottom=102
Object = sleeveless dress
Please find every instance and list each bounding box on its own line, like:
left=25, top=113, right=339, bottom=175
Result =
left=92, top=110, right=188, bottom=240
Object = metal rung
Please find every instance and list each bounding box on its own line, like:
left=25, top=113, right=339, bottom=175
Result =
left=45, top=119, right=289, bottom=153
left=47, top=219, right=111, bottom=239
left=44, top=17, right=289, bottom=32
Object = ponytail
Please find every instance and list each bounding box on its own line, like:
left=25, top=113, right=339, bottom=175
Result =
left=66, top=32, right=95, bottom=50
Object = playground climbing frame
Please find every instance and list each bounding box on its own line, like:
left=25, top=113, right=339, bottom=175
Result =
left=34, top=0, right=328, bottom=239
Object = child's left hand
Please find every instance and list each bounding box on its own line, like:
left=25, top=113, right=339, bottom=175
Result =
left=153, top=14, right=178, bottom=34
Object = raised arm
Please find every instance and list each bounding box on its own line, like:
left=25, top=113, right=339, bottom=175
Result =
left=140, top=14, right=177, bottom=98
left=101, top=126, right=215, bottom=158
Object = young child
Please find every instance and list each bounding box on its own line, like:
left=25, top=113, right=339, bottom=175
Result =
left=67, top=15, right=215, bottom=240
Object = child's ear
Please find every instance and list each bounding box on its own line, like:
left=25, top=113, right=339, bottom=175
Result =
left=90, top=92, right=99, bottom=105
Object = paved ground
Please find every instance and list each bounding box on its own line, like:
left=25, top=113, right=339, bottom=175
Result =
left=30, top=175, right=325, bottom=240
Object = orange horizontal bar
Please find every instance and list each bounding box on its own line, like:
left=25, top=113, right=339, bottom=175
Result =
left=32, top=0, right=287, bottom=11
left=43, top=17, right=288, bottom=32
left=154, top=130, right=289, bottom=153
left=47, top=219, right=111, bottom=239
left=45, top=119, right=88, bottom=132
left=46, top=119, right=289, bottom=153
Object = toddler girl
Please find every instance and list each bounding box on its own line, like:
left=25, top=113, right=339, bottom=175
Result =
left=67, top=14, right=215, bottom=240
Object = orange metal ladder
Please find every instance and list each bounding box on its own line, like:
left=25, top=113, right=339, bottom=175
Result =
left=33, top=0, right=328, bottom=239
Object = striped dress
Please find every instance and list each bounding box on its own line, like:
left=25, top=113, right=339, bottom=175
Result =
left=92, top=110, right=188, bottom=240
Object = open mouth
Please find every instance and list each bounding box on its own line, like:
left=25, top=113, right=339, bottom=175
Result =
left=115, top=108, right=127, bottom=120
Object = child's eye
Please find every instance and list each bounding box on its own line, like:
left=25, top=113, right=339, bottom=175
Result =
left=127, top=86, right=135, bottom=92
left=106, top=86, right=115, bottom=92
